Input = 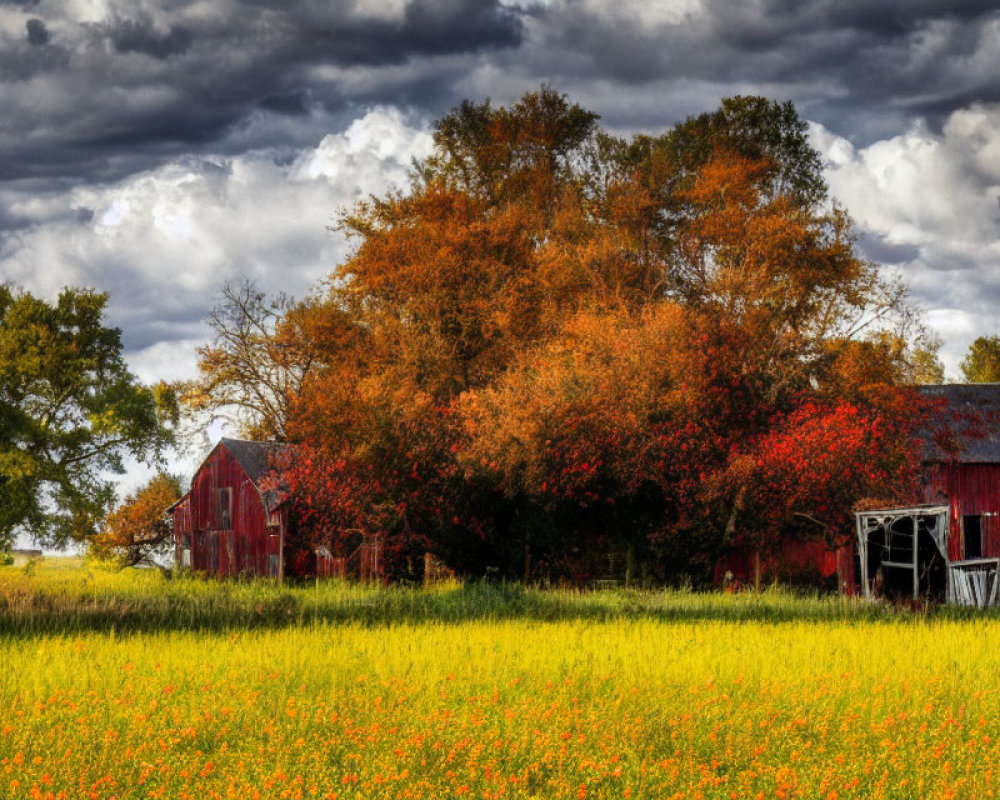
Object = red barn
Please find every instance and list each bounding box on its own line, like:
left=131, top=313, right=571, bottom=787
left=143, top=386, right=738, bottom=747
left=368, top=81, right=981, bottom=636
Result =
left=918, top=384, right=1000, bottom=563
left=171, top=438, right=296, bottom=579
left=857, top=384, right=1000, bottom=605
left=720, top=384, right=1000, bottom=604
left=715, top=535, right=856, bottom=594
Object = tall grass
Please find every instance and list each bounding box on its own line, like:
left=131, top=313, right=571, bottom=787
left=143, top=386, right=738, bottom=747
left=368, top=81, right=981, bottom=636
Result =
left=4, top=560, right=1000, bottom=798
left=0, top=557, right=974, bottom=637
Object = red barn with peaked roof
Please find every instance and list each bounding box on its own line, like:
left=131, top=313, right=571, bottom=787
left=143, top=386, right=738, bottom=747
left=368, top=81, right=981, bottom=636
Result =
left=918, top=384, right=1000, bottom=563
left=171, top=438, right=297, bottom=579
left=717, top=384, right=1000, bottom=599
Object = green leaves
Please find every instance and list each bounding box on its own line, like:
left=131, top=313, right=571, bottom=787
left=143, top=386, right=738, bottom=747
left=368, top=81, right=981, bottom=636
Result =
left=0, top=286, right=174, bottom=548
left=661, top=95, right=827, bottom=205
left=960, top=336, right=1000, bottom=383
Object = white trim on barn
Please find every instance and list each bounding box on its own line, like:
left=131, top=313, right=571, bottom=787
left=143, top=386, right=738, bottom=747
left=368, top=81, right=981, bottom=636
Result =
left=856, top=504, right=1000, bottom=607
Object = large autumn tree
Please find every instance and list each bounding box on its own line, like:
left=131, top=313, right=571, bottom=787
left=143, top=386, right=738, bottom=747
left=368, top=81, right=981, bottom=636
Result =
left=0, top=286, right=177, bottom=549
left=197, top=88, right=932, bottom=582
left=459, top=150, right=934, bottom=574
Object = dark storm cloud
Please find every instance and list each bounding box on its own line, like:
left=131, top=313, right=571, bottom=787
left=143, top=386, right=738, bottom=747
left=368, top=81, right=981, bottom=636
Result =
left=118, top=307, right=209, bottom=352
left=755, top=0, right=996, bottom=35
left=521, top=0, right=1000, bottom=141
left=0, top=36, right=68, bottom=81
left=260, top=0, right=523, bottom=66
left=258, top=91, right=312, bottom=116
left=1, top=0, right=995, bottom=195
left=100, top=16, right=193, bottom=59
left=25, top=18, right=49, bottom=45
left=0, top=0, right=522, bottom=186
left=0, top=0, right=995, bottom=197
left=858, top=234, right=921, bottom=267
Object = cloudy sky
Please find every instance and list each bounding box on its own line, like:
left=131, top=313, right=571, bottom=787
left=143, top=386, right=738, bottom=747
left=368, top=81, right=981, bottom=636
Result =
left=3, top=0, right=1000, bottom=394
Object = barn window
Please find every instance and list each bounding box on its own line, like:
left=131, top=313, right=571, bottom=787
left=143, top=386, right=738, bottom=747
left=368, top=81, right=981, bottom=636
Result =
left=964, top=515, right=983, bottom=559
left=218, top=487, right=232, bottom=529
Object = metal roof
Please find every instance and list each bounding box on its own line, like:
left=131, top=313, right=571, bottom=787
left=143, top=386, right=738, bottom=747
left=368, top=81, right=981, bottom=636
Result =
left=219, top=438, right=292, bottom=510
left=919, top=384, right=1000, bottom=463
left=219, top=437, right=287, bottom=482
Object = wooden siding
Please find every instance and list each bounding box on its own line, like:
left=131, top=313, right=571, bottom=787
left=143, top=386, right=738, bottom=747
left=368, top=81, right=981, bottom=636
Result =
left=718, top=463, right=1000, bottom=594
left=172, top=494, right=192, bottom=567
left=924, top=463, right=1000, bottom=561
left=172, top=442, right=285, bottom=577
left=715, top=536, right=855, bottom=593
left=316, top=550, right=346, bottom=578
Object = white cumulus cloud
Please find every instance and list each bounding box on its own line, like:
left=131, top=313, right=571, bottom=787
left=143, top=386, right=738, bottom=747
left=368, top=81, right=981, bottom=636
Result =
left=811, top=105, right=1000, bottom=378
left=1, top=106, right=435, bottom=384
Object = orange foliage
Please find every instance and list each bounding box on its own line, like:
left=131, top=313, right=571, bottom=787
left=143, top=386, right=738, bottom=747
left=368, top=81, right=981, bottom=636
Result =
left=273, top=89, right=930, bottom=582
left=92, top=473, right=181, bottom=569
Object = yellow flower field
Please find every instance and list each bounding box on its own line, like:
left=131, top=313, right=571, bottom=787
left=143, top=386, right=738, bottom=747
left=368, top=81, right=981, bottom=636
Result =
left=2, top=561, right=1000, bottom=799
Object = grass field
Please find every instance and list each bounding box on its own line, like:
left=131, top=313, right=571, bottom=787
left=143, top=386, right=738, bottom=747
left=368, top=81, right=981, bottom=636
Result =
left=3, top=560, right=1000, bottom=799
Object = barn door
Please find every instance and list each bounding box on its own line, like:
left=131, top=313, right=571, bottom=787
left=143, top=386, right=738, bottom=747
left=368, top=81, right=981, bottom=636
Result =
left=207, top=531, right=220, bottom=573
left=858, top=509, right=948, bottom=600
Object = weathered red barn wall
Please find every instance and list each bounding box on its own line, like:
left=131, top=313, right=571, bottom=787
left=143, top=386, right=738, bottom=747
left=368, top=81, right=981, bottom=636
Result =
left=715, top=535, right=856, bottom=593
left=173, top=443, right=281, bottom=577
left=717, top=463, right=1000, bottom=593
left=923, top=463, right=1000, bottom=561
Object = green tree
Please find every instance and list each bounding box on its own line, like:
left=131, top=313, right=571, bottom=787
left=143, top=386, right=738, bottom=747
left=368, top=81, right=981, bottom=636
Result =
left=423, top=86, right=600, bottom=207
left=0, top=286, right=177, bottom=548
left=908, top=336, right=946, bottom=385
left=660, top=95, right=827, bottom=205
left=960, top=336, right=1000, bottom=383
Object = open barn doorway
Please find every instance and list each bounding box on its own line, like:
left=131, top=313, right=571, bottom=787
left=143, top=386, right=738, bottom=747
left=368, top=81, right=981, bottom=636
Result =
left=856, top=506, right=949, bottom=602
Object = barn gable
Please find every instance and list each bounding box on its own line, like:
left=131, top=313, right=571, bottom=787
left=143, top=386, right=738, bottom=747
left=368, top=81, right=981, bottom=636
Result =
left=221, top=438, right=284, bottom=484
left=172, top=438, right=294, bottom=580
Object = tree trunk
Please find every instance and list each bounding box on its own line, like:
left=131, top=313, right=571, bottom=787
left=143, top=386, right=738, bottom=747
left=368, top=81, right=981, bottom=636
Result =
left=722, top=485, right=747, bottom=548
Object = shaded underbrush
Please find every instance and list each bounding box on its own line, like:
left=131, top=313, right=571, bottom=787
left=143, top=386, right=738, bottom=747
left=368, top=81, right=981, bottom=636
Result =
left=1, top=558, right=990, bottom=636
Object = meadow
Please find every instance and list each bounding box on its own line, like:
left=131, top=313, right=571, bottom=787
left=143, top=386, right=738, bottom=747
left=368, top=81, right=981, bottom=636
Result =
left=2, top=560, right=1000, bottom=799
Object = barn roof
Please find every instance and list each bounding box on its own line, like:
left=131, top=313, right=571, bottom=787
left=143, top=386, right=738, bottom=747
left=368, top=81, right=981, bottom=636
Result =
left=219, top=438, right=292, bottom=510
left=220, top=437, right=286, bottom=482
left=919, top=384, right=1000, bottom=463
